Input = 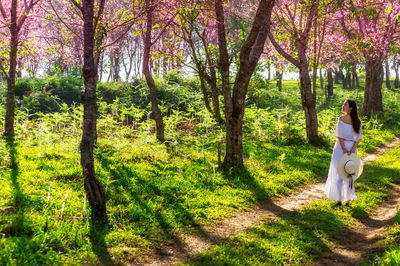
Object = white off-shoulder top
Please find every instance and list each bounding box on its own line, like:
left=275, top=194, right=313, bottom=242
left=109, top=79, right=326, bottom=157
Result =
left=334, top=120, right=362, bottom=142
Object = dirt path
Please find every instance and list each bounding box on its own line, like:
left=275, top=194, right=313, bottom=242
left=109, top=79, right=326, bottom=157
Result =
left=315, top=184, right=400, bottom=266
left=138, top=137, right=400, bottom=266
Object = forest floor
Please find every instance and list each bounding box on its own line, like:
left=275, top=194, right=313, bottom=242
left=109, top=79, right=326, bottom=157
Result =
left=137, top=137, right=400, bottom=265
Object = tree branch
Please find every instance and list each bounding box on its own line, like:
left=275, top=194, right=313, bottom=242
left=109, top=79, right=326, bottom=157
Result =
left=0, top=1, right=8, bottom=20
left=94, top=0, right=106, bottom=31
left=151, top=12, right=177, bottom=45
left=70, top=0, right=83, bottom=13
left=268, top=31, right=301, bottom=68
left=0, top=58, right=9, bottom=79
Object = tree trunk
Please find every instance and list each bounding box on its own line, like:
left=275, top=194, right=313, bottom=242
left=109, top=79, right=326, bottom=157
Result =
left=345, top=68, right=352, bottom=90
left=276, top=70, right=282, bottom=91
left=394, top=60, right=400, bottom=88
left=143, top=0, right=165, bottom=142
left=215, top=0, right=275, bottom=169
left=198, top=73, right=213, bottom=114
left=112, top=46, right=121, bottom=81
left=312, top=64, right=318, bottom=97
left=4, top=0, right=19, bottom=139
left=342, top=68, right=348, bottom=90
left=319, top=68, right=324, bottom=92
left=333, top=67, right=340, bottom=84
left=99, top=52, right=104, bottom=82
left=385, top=59, right=391, bottom=90
left=80, top=0, right=106, bottom=221
left=107, top=53, right=113, bottom=82
left=351, top=64, right=358, bottom=89
left=299, top=63, right=318, bottom=143
left=363, top=58, right=383, bottom=116
left=327, top=67, right=333, bottom=98
left=188, top=33, right=223, bottom=123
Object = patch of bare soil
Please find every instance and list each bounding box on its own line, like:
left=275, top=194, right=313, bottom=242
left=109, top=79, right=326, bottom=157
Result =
left=134, top=137, right=400, bottom=266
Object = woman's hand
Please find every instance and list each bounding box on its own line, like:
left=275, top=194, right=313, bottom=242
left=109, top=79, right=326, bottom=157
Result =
left=343, top=148, right=351, bottom=155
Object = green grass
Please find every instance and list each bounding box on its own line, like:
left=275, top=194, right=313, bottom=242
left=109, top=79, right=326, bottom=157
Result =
left=1, top=79, right=400, bottom=264
left=184, top=146, right=400, bottom=265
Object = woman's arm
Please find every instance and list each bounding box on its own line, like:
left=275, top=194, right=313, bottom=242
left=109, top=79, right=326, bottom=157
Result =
left=338, top=137, right=350, bottom=155
left=350, top=141, right=359, bottom=154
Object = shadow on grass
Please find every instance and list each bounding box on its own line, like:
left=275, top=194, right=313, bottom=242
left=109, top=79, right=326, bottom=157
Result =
left=2, top=139, right=113, bottom=265
left=97, top=151, right=221, bottom=261
left=348, top=163, right=400, bottom=226
left=2, top=138, right=32, bottom=237
left=246, top=141, right=332, bottom=179
left=187, top=203, right=362, bottom=265
left=220, top=166, right=270, bottom=201
left=89, top=215, right=113, bottom=265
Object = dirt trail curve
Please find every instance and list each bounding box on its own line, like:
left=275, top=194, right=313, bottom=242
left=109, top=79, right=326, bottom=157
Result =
left=138, top=137, right=400, bottom=266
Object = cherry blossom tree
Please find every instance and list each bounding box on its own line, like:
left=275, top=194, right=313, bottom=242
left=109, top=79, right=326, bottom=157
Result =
left=140, top=0, right=180, bottom=142
left=268, top=0, right=325, bottom=143
left=338, top=0, right=400, bottom=115
left=0, top=0, right=41, bottom=138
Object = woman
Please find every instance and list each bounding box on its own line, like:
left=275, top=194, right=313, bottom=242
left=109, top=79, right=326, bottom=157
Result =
left=324, top=99, right=362, bottom=206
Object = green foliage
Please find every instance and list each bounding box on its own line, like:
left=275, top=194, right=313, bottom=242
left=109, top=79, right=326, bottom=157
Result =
left=1, top=73, right=400, bottom=264
left=14, top=74, right=83, bottom=105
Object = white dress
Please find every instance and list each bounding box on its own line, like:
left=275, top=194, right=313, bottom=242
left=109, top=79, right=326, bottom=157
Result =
left=324, top=119, right=362, bottom=202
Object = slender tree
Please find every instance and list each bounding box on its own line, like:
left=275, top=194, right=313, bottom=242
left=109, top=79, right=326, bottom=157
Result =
left=0, top=0, right=41, bottom=138
left=385, top=59, right=391, bottom=89
left=394, top=58, right=400, bottom=88
left=70, top=0, right=107, bottom=220
left=176, top=6, right=223, bottom=123
left=141, top=0, right=177, bottom=142
left=268, top=0, right=324, bottom=143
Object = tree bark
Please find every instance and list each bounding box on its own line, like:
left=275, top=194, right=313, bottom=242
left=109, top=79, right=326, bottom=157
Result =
left=143, top=0, right=165, bottom=142
left=351, top=63, right=359, bottom=89
left=394, top=60, right=400, bottom=88
left=345, top=68, right=352, bottom=90
left=363, top=58, right=383, bottom=116
left=298, top=55, right=318, bottom=143
left=319, top=68, right=324, bottom=92
left=333, top=67, right=340, bottom=84
left=186, top=29, right=222, bottom=123
left=80, top=0, right=106, bottom=221
left=112, top=46, right=121, bottom=81
left=385, top=59, right=391, bottom=90
left=276, top=70, right=282, bottom=91
left=342, top=67, right=348, bottom=90
left=327, top=67, right=333, bottom=98
left=4, top=0, right=19, bottom=138
left=107, top=52, right=113, bottom=82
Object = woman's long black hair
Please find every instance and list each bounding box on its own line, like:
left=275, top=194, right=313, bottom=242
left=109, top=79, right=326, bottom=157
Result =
left=347, top=98, right=361, bottom=134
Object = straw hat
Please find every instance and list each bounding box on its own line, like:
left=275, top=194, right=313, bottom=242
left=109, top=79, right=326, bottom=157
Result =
left=337, top=153, right=363, bottom=182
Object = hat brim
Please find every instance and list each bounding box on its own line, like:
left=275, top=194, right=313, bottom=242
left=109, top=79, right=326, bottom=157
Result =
left=337, top=154, right=363, bottom=182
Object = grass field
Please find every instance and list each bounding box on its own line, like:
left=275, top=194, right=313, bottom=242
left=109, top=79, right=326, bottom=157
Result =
left=184, top=146, right=400, bottom=265
left=1, top=77, right=400, bottom=264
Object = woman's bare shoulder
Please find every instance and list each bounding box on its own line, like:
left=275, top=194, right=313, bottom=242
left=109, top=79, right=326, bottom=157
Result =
left=339, top=115, right=352, bottom=124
